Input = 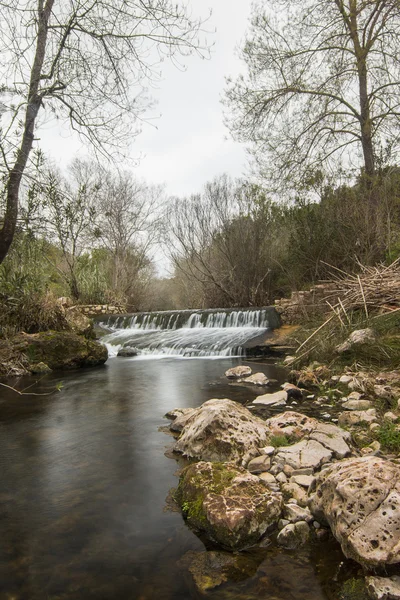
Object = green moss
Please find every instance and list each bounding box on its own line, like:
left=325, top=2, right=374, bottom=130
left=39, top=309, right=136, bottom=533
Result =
left=339, top=578, right=368, bottom=600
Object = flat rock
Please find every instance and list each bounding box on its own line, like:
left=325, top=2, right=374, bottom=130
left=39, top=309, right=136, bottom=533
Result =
left=177, top=461, right=283, bottom=550
left=265, top=412, right=316, bottom=439
left=276, top=439, right=332, bottom=471
left=258, top=472, right=276, bottom=485
left=309, top=456, right=400, bottom=567
left=338, top=408, right=377, bottom=427
left=291, top=475, right=315, bottom=488
left=309, top=422, right=351, bottom=459
left=247, top=455, right=271, bottom=474
left=173, top=398, right=271, bottom=466
left=342, top=399, right=373, bottom=411
left=225, top=366, right=252, bottom=378
left=242, top=372, right=270, bottom=386
left=366, top=576, right=400, bottom=600
left=253, top=390, right=287, bottom=406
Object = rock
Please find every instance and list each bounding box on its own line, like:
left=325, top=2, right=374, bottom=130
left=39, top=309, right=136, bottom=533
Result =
left=117, top=347, right=138, bottom=357
left=178, top=550, right=260, bottom=594
left=291, top=474, right=315, bottom=488
left=253, top=390, right=287, bottom=406
left=265, top=412, right=316, bottom=439
left=177, top=461, right=283, bottom=550
left=259, top=445, right=275, bottom=456
left=242, top=372, right=270, bottom=386
left=65, top=306, right=93, bottom=336
left=278, top=518, right=290, bottom=530
left=277, top=521, right=310, bottom=549
left=10, top=331, right=108, bottom=371
left=342, top=399, right=373, bottom=411
left=309, top=422, right=351, bottom=459
left=283, top=464, right=294, bottom=477
left=276, top=439, right=332, bottom=471
left=283, top=503, right=312, bottom=523
left=276, top=472, right=287, bottom=484
left=309, top=456, right=400, bottom=567
left=247, top=455, right=271, bottom=474
left=282, top=382, right=303, bottom=400
left=384, top=412, right=399, bottom=423
left=375, top=385, right=394, bottom=400
left=370, top=422, right=381, bottom=433
left=340, top=375, right=353, bottom=384
left=366, top=576, right=400, bottom=600
left=173, top=398, right=271, bottom=466
left=348, top=391, right=363, bottom=401
left=281, top=482, right=309, bottom=507
left=258, top=472, right=277, bottom=486
left=225, top=366, right=252, bottom=379
left=338, top=408, right=377, bottom=427
left=29, top=362, right=52, bottom=374
left=336, top=328, right=376, bottom=354
left=167, top=408, right=196, bottom=433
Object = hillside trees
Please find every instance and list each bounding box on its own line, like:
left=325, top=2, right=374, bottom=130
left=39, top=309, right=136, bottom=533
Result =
left=225, top=0, right=400, bottom=192
left=0, top=0, right=208, bottom=264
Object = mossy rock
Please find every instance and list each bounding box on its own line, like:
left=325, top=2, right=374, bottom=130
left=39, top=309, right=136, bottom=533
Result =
left=176, top=461, right=283, bottom=550
left=11, top=331, right=108, bottom=371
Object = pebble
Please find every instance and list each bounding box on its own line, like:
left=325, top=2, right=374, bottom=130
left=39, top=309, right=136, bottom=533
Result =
left=313, top=521, right=321, bottom=529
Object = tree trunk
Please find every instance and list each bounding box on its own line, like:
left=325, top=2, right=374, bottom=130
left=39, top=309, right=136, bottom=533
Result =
left=0, top=0, right=55, bottom=264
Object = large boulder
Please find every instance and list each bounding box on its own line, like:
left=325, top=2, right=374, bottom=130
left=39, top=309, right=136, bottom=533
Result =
left=309, top=457, right=400, bottom=567
left=173, top=398, right=271, bottom=466
left=176, top=461, right=283, bottom=549
left=11, top=331, right=108, bottom=371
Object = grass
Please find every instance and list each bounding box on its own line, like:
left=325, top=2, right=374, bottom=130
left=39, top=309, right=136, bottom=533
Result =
left=376, top=421, right=400, bottom=453
left=270, top=434, right=291, bottom=448
left=285, top=310, right=400, bottom=371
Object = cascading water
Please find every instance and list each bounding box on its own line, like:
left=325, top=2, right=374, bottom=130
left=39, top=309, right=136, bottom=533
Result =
left=100, top=307, right=280, bottom=358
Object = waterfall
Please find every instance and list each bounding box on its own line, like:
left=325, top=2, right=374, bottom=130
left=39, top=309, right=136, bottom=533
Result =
left=99, top=307, right=280, bottom=358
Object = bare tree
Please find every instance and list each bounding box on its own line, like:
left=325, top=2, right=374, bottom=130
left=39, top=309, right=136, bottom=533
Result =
left=0, top=0, right=209, bottom=263
left=94, top=168, right=163, bottom=306
left=225, top=0, right=400, bottom=192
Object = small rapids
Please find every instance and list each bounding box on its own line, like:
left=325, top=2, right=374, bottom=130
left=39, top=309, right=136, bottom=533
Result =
left=100, top=307, right=280, bottom=358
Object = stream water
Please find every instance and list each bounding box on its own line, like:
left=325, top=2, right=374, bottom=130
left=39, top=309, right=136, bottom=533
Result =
left=0, top=355, right=362, bottom=600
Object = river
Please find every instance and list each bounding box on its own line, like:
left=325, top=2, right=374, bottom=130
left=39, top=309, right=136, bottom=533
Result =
left=0, top=355, right=359, bottom=600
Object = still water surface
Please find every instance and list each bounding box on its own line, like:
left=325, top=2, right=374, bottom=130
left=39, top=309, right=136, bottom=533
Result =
left=0, top=357, right=357, bottom=599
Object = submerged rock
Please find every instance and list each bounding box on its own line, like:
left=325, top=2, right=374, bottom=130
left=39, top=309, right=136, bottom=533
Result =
left=225, top=366, right=252, bottom=379
left=176, top=461, right=283, bottom=550
left=117, top=347, right=138, bottom=357
left=173, top=398, right=271, bottom=466
left=309, top=456, right=400, bottom=567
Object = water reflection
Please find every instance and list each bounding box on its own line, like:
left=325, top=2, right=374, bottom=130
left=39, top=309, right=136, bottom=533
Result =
left=0, top=358, right=348, bottom=599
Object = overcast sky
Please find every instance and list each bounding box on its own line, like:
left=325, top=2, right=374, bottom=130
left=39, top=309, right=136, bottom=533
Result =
left=39, top=0, right=253, bottom=199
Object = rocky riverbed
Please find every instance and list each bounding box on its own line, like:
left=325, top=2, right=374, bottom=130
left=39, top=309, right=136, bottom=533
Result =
left=164, top=363, right=400, bottom=599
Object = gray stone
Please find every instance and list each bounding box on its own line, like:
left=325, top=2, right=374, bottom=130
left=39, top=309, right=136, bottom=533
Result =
left=283, top=503, right=312, bottom=523
left=247, top=455, right=271, bottom=474
left=276, top=439, right=332, bottom=470
left=291, top=474, right=315, bottom=488
left=253, top=390, right=287, bottom=406
left=225, top=365, right=252, bottom=378
left=242, top=372, right=270, bottom=386
left=277, top=521, right=310, bottom=549
left=338, top=408, right=377, bottom=427
left=342, top=399, right=373, bottom=411
left=259, top=445, right=275, bottom=456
